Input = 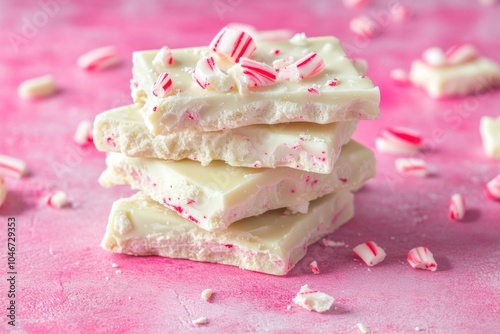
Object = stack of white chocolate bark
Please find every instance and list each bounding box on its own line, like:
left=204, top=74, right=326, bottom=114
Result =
left=93, top=28, right=380, bottom=275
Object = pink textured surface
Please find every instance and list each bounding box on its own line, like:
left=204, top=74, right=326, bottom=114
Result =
left=1, top=0, right=499, bottom=333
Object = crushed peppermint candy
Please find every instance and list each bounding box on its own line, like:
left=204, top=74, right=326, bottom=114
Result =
left=292, top=284, right=334, bottom=312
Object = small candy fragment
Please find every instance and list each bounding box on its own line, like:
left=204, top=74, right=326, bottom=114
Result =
left=309, top=261, right=320, bottom=274
left=201, top=289, right=213, bottom=301
left=18, top=75, right=57, bottom=99
left=449, top=193, right=466, bottom=221
left=73, top=120, right=93, bottom=145
left=390, top=4, right=412, bottom=22
left=77, top=46, right=119, bottom=71
left=349, top=16, right=380, bottom=38
left=390, top=68, right=409, bottom=83
left=192, top=317, right=208, bottom=325
left=480, top=116, right=500, bottom=159
left=445, top=44, right=478, bottom=65
left=485, top=174, right=500, bottom=200
left=292, top=284, right=334, bottom=313
left=321, top=239, right=345, bottom=247
left=343, top=0, right=370, bottom=8
left=356, top=323, right=371, bottom=334
left=407, top=247, right=437, bottom=271
left=422, top=47, right=447, bottom=67
left=0, top=154, right=28, bottom=178
left=0, top=176, right=7, bottom=208
left=376, top=126, right=422, bottom=154
left=239, top=57, right=277, bottom=87
left=395, top=158, right=428, bottom=177
left=152, top=46, right=174, bottom=67
left=46, top=191, right=68, bottom=208
left=279, top=52, right=325, bottom=82
left=192, top=56, right=233, bottom=92
left=209, top=27, right=256, bottom=63
left=353, top=241, right=386, bottom=266
left=152, top=72, right=173, bottom=97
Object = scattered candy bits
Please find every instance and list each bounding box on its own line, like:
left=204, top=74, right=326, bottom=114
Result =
left=18, top=75, right=57, bottom=99
left=407, top=247, right=437, bottom=271
left=192, top=56, right=233, bottom=92
left=209, top=26, right=256, bottom=63
left=46, top=191, right=68, bottom=209
left=0, top=154, right=28, bottom=178
left=343, top=0, right=370, bottom=9
left=152, top=72, right=174, bottom=97
left=152, top=46, right=174, bottom=67
left=73, top=120, right=93, bottom=146
left=395, top=158, right=428, bottom=177
left=192, top=317, right=208, bottom=325
left=201, top=288, right=213, bottom=302
left=356, top=323, right=371, bottom=334
left=292, top=284, right=334, bottom=313
left=0, top=176, right=6, bottom=208
left=376, top=126, right=422, bottom=155
left=485, top=174, right=500, bottom=201
left=309, top=261, right=320, bottom=274
left=77, top=46, right=120, bottom=71
left=353, top=241, right=386, bottom=266
left=449, top=193, right=466, bottom=221
left=349, top=16, right=379, bottom=38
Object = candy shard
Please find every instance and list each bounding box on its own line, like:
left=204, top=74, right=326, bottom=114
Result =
left=357, top=323, right=371, bottom=334
left=18, top=75, right=57, bottom=99
left=77, top=46, right=119, bottom=71
left=292, top=284, right=334, bottom=312
left=395, top=158, right=428, bottom=177
left=74, top=120, right=93, bottom=145
left=152, top=72, right=173, bottom=97
left=0, top=154, right=28, bottom=178
left=309, top=261, right=320, bottom=274
left=390, top=4, right=412, bottom=22
left=279, top=52, right=325, bottom=82
left=152, top=46, right=174, bottom=67
left=353, top=241, right=386, bottom=266
left=192, top=317, right=208, bottom=325
left=407, top=247, right=437, bottom=271
left=209, top=27, right=256, bottom=63
left=449, top=193, right=465, bottom=221
left=46, top=191, right=68, bottom=208
left=0, top=176, right=7, bottom=208
left=485, top=174, right=500, bottom=200
left=376, top=126, right=422, bottom=155
left=239, top=57, right=277, bottom=87
left=350, top=16, right=380, bottom=38
left=192, top=56, right=233, bottom=92
left=343, top=0, right=370, bottom=8
left=201, top=289, right=213, bottom=301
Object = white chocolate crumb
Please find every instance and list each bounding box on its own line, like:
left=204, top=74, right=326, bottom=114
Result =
left=192, top=317, right=208, bottom=325
left=285, top=201, right=309, bottom=214
left=321, top=238, right=345, bottom=247
left=201, top=288, right=213, bottom=301
left=18, top=75, right=57, bottom=99
left=357, top=323, right=370, bottom=333
left=292, top=284, right=334, bottom=312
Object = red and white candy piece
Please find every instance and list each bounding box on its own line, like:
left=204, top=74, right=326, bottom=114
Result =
left=349, top=16, right=380, bottom=38
left=395, top=158, right=428, bottom=177
left=152, top=46, right=174, bottom=67
left=18, top=75, right=57, bottom=99
left=239, top=57, right=277, bottom=87
left=152, top=72, right=173, bottom=97
left=407, top=247, right=437, bottom=271
left=209, top=27, right=256, bottom=63
left=353, top=241, right=386, bottom=266
left=422, top=47, right=447, bottom=67
left=376, top=126, right=422, bottom=154
left=343, top=0, right=370, bottom=8
left=292, top=284, right=334, bottom=313
left=309, top=261, right=320, bottom=274
left=485, top=174, right=500, bottom=200
left=390, top=4, right=412, bottom=22
left=77, top=46, right=120, bottom=71
left=445, top=44, right=478, bottom=65
left=46, top=191, right=68, bottom=208
left=0, top=176, right=7, bottom=208
left=279, top=52, right=325, bottom=82
left=192, top=56, right=233, bottom=92
left=73, top=120, right=93, bottom=145
left=449, top=193, right=466, bottom=221
left=0, top=154, right=28, bottom=178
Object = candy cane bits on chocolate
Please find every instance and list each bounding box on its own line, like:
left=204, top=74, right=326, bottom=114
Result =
left=239, top=57, right=277, bottom=87
left=152, top=72, right=173, bottom=97
left=209, top=27, right=257, bottom=63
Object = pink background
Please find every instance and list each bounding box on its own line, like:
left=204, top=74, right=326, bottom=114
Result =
left=1, top=0, right=499, bottom=333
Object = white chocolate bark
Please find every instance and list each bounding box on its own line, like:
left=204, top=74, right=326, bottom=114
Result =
left=409, top=57, right=500, bottom=98
left=101, top=191, right=354, bottom=276
left=93, top=104, right=357, bottom=174
left=480, top=116, right=500, bottom=159
left=132, top=36, right=380, bottom=133
left=99, top=141, right=375, bottom=231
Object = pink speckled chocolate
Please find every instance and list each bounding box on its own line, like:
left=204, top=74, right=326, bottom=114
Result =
left=1, top=1, right=499, bottom=333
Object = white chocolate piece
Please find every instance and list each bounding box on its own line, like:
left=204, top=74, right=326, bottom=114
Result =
left=74, top=120, right=93, bottom=145
left=101, top=190, right=355, bottom=276
left=99, top=141, right=375, bottom=231
left=395, top=158, right=428, bottom=177
left=201, top=289, right=213, bottom=301
left=93, top=104, right=358, bottom=174
left=0, top=176, right=6, bottom=208
left=18, top=75, right=57, bottom=99
left=409, top=56, right=500, bottom=98
left=480, top=116, right=500, bottom=159
left=77, top=46, right=120, bottom=71
left=292, top=284, right=334, bottom=312
left=407, top=247, right=437, bottom=271
left=0, top=154, right=28, bottom=178
left=132, top=36, right=380, bottom=133
left=353, top=241, right=386, bottom=266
